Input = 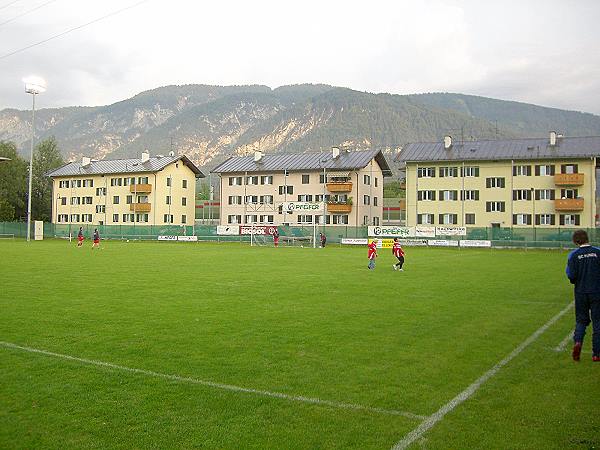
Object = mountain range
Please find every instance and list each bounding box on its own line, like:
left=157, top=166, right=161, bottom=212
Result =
left=2, top=84, right=600, bottom=173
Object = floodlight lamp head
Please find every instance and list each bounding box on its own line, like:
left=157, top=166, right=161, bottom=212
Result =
left=23, top=76, right=47, bottom=94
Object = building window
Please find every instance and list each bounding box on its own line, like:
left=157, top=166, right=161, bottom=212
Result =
left=513, top=189, right=532, bottom=201
left=110, top=178, right=122, bottom=187
left=82, top=214, right=93, bottom=222
left=70, top=214, right=80, bottom=222
left=245, top=195, right=259, bottom=204
left=461, top=190, right=479, bottom=201
left=229, top=196, right=242, bottom=205
left=58, top=214, right=68, bottom=222
left=317, top=215, right=330, bottom=225
left=417, top=167, right=435, bottom=178
left=113, top=196, right=119, bottom=204
left=439, top=214, right=458, bottom=225
left=536, top=214, right=555, bottom=225
left=71, top=197, right=80, bottom=205
left=228, top=215, right=241, bottom=224
left=298, top=194, right=313, bottom=201
left=182, top=179, right=187, bottom=188
left=135, top=213, right=148, bottom=223
left=166, top=196, right=171, bottom=205
left=260, top=195, right=273, bottom=204
left=513, top=214, right=532, bottom=225
left=83, top=196, right=93, bottom=205
left=246, top=175, right=259, bottom=185
left=372, top=216, right=380, bottom=226
left=465, top=213, right=476, bottom=225
left=486, top=201, right=506, bottom=212
left=374, top=197, right=378, bottom=206
left=163, top=214, right=174, bottom=224
left=319, top=174, right=326, bottom=184
left=417, top=190, right=436, bottom=201
left=363, top=175, right=371, bottom=185
left=513, top=165, right=532, bottom=176
left=439, top=190, right=458, bottom=201
left=278, top=185, right=293, bottom=195
left=375, top=177, right=378, bottom=187
left=363, top=195, right=370, bottom=205
left=302, top=174, right=310, bottom=184
left=363, top=215, right=369, bottom=225
left=229, top=176, right=243, bottom=186
left=95, top=187, right=106, bottom=196
left=166, top=177, right=172, bottom=187
left=486, top=177, right=505, bottom=188
left=181, top=215, right=187, bottom=224
left=138, top=176, right=148, bottom=184
left=461, top=166, right=479, bottom=177
left=113, top=214, right=119, bottom=223
left=126, top=195, right=133, bottom=204
left=245, top=215, right=258, bottom=224
left=182, top=197, right=187, bottom=206
left=535, top=165, right=555, bottom=176
left=417, top=214, right=434, bottom=225
left=95, top=205, right=105, bottom=213
left=439, top=166, right=458, bottom=177
left=560, top=214, right=580, bottom=226
left=535, top=189, right=555, bottom=200
left=561, top=164, right=578, bottom=174
left=298, top=215, right=313, bottom=224
left=332, top=214, right=349, bottom=224
left=261, top=175, right=273, bottom=185
left=560, top=189, right=578, bottom=199
left=61, top=197, right=67, bottom=205
left=260, top=215, right=274, bottom=223
left=59, top=180, right=69, bottom=188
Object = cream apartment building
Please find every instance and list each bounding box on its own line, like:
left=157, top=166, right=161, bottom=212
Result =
left=212, top=148, right=392, bottom=226
left=47, top=151, right=204, bottom=226
left=398, top=133, right=600, bottom=228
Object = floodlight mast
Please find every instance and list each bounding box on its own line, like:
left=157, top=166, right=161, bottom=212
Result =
left=23, top=76, right=46, bottom=242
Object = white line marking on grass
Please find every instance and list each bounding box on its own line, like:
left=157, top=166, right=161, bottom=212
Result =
left=553, top=331, right=573, bottom=352
left=0, top=341, right=425, bottom=421
left=391, top=302, right=573, bottom=450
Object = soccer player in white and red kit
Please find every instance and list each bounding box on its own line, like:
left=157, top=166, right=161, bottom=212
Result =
left=368, top=239, right=378, bottom=270
left=392, top=238, right=405, bottom=271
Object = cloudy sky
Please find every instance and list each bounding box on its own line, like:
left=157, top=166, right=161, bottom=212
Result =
left=1, top=0, right=599, bottom=114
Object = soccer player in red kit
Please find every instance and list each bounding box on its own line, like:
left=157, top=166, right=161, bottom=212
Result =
left=392, top=237, right=405, bottom=271
left=368, top=239, right=378, bottom=270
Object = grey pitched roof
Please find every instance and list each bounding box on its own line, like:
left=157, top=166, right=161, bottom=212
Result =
left=212, top=149, right=393, bottom=177
left=397, top=136, right=600, bottom=165
left=47, top=155, right=204, bottom=178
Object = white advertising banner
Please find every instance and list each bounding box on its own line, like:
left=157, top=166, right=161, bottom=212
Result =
left=398, top=239, right=429, bottom=246
left=460, top=239, right=492, bottom=248
left=428, top=239, right=459, bottom=247
left=282, top=202, right=324, bottom=213
left=217, top=225, right=239, bottom=235
left=415, top=226, right=436, bottom=237
left=436, top=226, right=467, bottom=236
left=34, top=220, right=43, bottom=240
left=341, top=238, right=368, bottom=245
left=368, top=226, right=414, bottom=238
left=158, top=235, right=178, bottom=241
left=240, top=225, right=279, bottom=235
left=178, top=236, right=198, bottom=242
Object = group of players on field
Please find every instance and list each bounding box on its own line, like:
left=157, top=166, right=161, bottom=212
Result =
left=367, top=237, right=404, bottom=271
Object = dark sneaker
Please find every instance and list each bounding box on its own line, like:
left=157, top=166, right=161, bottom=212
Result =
left=593, top=355, right=600, bottom=362
left=572, top=342, right=582, bottom=361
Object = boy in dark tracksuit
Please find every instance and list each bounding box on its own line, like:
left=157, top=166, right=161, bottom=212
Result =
left=565, top=230, right=600, bottom=362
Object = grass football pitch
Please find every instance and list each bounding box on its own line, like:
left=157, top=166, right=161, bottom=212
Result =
left=1, top=240, right=599, bottom=449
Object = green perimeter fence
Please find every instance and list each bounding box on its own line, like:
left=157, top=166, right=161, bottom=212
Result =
left=0, top=222, right=596, bottom=248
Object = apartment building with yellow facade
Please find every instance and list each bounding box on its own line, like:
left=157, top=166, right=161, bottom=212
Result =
left=47, top=151, right=203, bottom=226
left=398, top=133, right=600, bottom=228
left=212, top=148, right=392, bottom=226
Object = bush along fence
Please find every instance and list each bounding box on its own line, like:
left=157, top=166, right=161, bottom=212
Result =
left=0, top=222, right=592, bottom=249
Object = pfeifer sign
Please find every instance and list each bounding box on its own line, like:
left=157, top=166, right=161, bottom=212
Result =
left=368, top=226, right=414, bottom=237
left=282, top=202, right=324, bottom=213
left=436, top=226, right=467, bottom=236
left=239, top=225, right=279, bottom=235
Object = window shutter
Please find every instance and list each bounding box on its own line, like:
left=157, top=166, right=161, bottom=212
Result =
left=475, top=168, right=479, bottom=177
left=559, top=215, right=565, bottom=226
left=501, top=202, right=505, bottom=212
left=460, top=167, right=464, bottom=177
left=418, top=191, right=422, bottom=201
left=535, top=215, right=540, bottom=225
left=551, top=215, right=556, bottom=225
left=574, top=164, right=578, bottom=173
left=575, top=215, right=581, bottom=226
left=486, top=202, right=491, bottom=212
left=439, top=214, right=443, bottom=224
left=527, top=215, right=532, bottom=225
left=500, top=178, right=505, bottom=188
left=527, top=190, right=532, bottom=201
left=439, top=168, right=444, bottom=178
left=431, top=169, right=436, bottom=177
left=549, top=190, right=555, bottom=200
left=535, top=190, right=540, bottom=200
left=460, top=190, right=464, bottom=201
left=475, top=191, right=479, bottom=201
left=432, top=191, right=436, bottom=201
left=486, top=178, right=491, bottom=188
left=513, top=190, right=517, bottom=201
left=513, top=214, right=517, bottom=225
left=512, top=166, right=517, bottom=176
left=527, top=166, right=532, bottom=176
left=453, top=190, right=458, bottom=200
left=453, top=214, right=458, bottom=224
left=439, top=190, right=444, bottom=200
left=550, top=165, right=555, bottom=175
left=535, top=165, right=540, bottom=176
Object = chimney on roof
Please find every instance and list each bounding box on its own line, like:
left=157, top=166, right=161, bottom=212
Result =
left=254, top=150, right=263, bottom=163
left=549, top=131, right=557, bottom=146
left=141, top=150, right=150, bottom=163
left=443, top=135, right=452, bottom=150
left=332, top=146, right=340, bottom=159
left=82, top=156, right=91, bottom=167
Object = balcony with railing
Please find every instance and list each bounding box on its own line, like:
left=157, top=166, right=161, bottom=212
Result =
left=326, top=181, right=353, bottom=192
left=130, top=202, right=151, bottom=212
left=554, top=173, right=584, bottom=186
left=554, top=198, right=584, bottom=211
left=327, top=202, right=352, bottom=213
left=130, top=184, right=152, bottom=193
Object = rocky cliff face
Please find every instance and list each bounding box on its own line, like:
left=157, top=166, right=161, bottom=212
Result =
left=2, top=84, right=600, bottom=171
